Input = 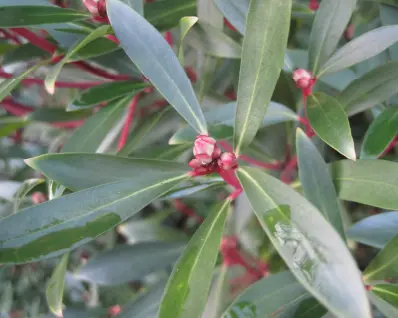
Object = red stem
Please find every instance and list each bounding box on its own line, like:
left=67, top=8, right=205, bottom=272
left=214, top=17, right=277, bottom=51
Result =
left=379, top=135, right=398, bottom=158
left=117, top=94, right=140, bottom=151
left=173, top=199, right=204, bottom=223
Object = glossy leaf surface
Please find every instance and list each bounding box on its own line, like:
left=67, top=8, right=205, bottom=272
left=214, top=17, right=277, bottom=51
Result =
left=233, top=0, right=291, bottom=155
left=237, top=167, right=370, bottom=318
left=108, top=0, right=207, bottom=134
left=158, top=200, right=230, bottom=318
left=307, top=93, right=356, bottom=160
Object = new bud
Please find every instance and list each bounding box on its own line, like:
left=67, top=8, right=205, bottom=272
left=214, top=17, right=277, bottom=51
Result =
left=218, top=152, right=238, bottom=170
left=293, top=68, right=313, bottom=89
left=32, top=192, right=47, bottom=204
left=193, top=135, right=216, bottom=164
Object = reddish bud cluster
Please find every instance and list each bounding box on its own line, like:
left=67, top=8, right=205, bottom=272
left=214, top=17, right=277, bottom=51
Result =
left=31, top=192, right=47, bottom=204
left=293, top=68, right=315, bottom=96
left=309, top=0, right=319, bottom=10
left=189, top=135, right=238, bottom=176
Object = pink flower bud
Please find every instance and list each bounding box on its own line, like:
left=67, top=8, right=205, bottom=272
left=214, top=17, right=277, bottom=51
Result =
left=188, top=159, right=202, bottom=169
left=293, top=68, right=313, bottom=89
left=108, top=305, right=121, bottom=317
left=31, top=192, right=47, bottom=204
left=212, top=146, right=222, bottom=159
left=218, top=152, right=238, bottom=170
left=193, top=135, right=216, bottom=164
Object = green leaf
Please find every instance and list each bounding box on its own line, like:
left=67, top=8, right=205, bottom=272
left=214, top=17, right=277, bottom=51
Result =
left=118, top=107, right=171, bottom=157
left=0, top=6, right=89, bottom=27
left=380, top=4, right=398, bottom=61
left=28, top=108, right=91, bottom=123
left=26, top=153, right=189, bottom=191
left=75, top=242, right=185, bottom=285
left=3, top=42, right=50, bottom=65
left=372, top=284, right=398, bottom=309
left=361, top=106, right=398, bottom=159
left=307, top=93, right=356, bottom=160
left=347, top=212, right=398, bottom=248
left=318, top=26, right=398, bottom=76
left=62, top=96, right=130, bottom=153
left=215, top=0, right=248, bottom=35
left=178, top=16, right=198, bottom=65
left=294, top=297, right=327, bottom=318
left=308, top=0, right=357, bottom=75
left=68, top=81, right=149, bottom=111
left=222, top=271, right=308, bottom=317
left=363, top=234, right=398, bottom=282
left=0, top=60, right=49, bottom=102
left=0, top=172, right=187, bottom=263
left=46, top=253, right=69, bottom=317
left=12, top=178, right=45, bottom=213
left=233, top=0, right=291, bottom=155
left=45, top=25, right=112, bottom=94
left=145, top=0, right=196, bottom=31
left=185, top=22, right=242, bottom=59
left=237, top=167, right=371, bottom=318
left=296, top=129, right=345, bottom=238
left=108, top=0, right=207, bottom=134
left=0, top=116, right=28, bottom=138
left=338, top=62, right=398, bottom=116
left=330, top=160, right=398, bottom=210
left=369, top=290, right=398, bottom=318
left=158, top=200, right=230, bottom=318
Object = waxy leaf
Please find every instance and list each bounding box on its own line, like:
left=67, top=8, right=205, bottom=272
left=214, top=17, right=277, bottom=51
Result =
left=308, top=0, right=357, bottom=75
left=29, top=108, right=91, bottom=123
left=62, top=96, right=130, bottom=153
left=233, top=0, right=291, bottom=155
left=45, top=25, right=112, bottom=94
left=222, top=271, right=308, bottom=317
left=347, top=212, right=398, bottom=248
left=237, top=167, right=371, bottom=318
left=0, top=117, right=28, bottom=138
left=0, top=172, right=187, bottom=263
left=319, top=25, right=398, bottom=76
left=307, top=93, right=356, bottom=160
left=294, top=297, right=327, bottom=318
left=108, top=0, right=207, bottom=134
left=69, top=81, right=149, bottom=110
left=369, top=291, right=398, bottom=318
left=361, top=106, right=398, bottom=159
left=338, top=62, right=398, bottom=116
left=215, top=0, right=248, bottom=35
left=75, top=242, right=185, bottom=285
left=296, top=129, right=345, bottom=238
left=178, top=16, right=198, bottom=64
left=363, top=234, right=398, bottom=282
left=330, top=160, right=398, bottom=210
left=0, top=6, right=89, bottom=27
left=12, top=178, right=45, bottom=213
left=158, top=200, right=230, bottom=318
left=372, top=284, right=398, bottom=309
left=26, top=153, right=189, bottom=191
left=46, top=253, right=69, bottom=317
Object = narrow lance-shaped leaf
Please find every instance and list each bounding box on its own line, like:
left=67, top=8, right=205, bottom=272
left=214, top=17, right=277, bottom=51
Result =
left=330, top=159, right=398, bottom=210
left=158, top=200, right=230, bottom=318
left=45, top=25, right=112, bottom=94
left=363, top=234, right=398, bottom=282
left=75, top=242, right=185, bottom=285
left=222, top=271, right=308, bottom=317
left=0, top=171, right=187, bottom=263
left=178, top=16, right=198, bottom=65
left=372, top=284, right=398, bottom=309
left=361, top=106, right=398, bottom=159
left=68, top=81, right=149, bottom=111
left=338, top=62, right=398, bottom=116
left=108, top=0, right=207, bottom=134
left=46, top=253, right=69, bottom=317
left=237, top=167, right=371, bottom=318
left=215, top=0, right=249, bottom=35
left=307, top=93, right=356, bottom=160
left=318, top=25, right=398, bottom=76
left=0, top=6, right=90, bottom=27
left=347, top=212, right=398, bottom=248
left=233, top=0, right=291, bottom=155
left=26, top=153, right=189, bottom=191
left=296, top=129, right=345, bottom=238
left=308, top=0, right=357, bottom=75
left=368, top=291, right=398, bottom=318
left=12, top=178, right=45, bottom=213
left=62, top=96, right=130, bottom=153
left=0, top=117, right=28, bottom=138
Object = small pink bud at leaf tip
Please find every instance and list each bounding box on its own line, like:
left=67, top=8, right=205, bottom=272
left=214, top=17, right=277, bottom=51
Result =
left=293, top=69, right=313, bottom=89
left=193, top=135, right=216, bottom=164
left=218, top=152, right=238, bottom=170
left=32, top=192, right=47, bottom=204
